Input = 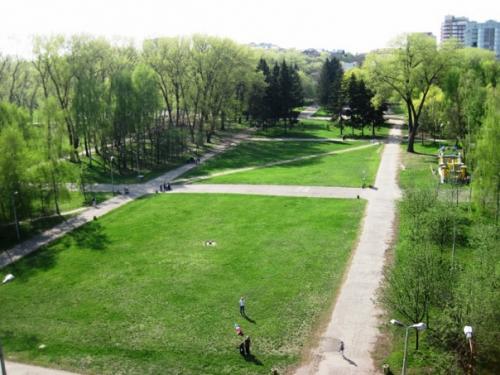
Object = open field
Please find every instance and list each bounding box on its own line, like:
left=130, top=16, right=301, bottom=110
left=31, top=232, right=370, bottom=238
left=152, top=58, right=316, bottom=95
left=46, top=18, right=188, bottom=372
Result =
left=200, top=144, right=383, bottom=187
left=177, top=140, right=364, bottom=181
left=0, top=193, right=366, bottom=375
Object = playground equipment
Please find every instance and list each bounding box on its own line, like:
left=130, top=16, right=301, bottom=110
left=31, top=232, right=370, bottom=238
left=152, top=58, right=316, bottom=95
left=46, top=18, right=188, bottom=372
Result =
left=437, top=146, right=469, bottom=184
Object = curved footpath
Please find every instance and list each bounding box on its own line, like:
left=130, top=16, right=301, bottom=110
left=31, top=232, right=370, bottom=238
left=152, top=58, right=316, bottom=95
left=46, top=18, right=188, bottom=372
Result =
left=295, top=124, right=402, bottom=375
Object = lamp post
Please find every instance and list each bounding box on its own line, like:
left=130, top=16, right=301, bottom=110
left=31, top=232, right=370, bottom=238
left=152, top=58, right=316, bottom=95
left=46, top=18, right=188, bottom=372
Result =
left=464, top=325, right=474, bottom=374
left=11, top=191, right=20, bottom=241
left=110, top=156, right=115, bottom=194
left=0, top=337, right=6, bottom=375
left=390, top=319, right=427, bottom=375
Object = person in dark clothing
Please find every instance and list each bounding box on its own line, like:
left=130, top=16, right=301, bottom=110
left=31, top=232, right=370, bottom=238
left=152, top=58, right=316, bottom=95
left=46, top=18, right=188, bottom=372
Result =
left=244, top=336, right=251, bottom=356
left=239, top=342, right=246, bottom=357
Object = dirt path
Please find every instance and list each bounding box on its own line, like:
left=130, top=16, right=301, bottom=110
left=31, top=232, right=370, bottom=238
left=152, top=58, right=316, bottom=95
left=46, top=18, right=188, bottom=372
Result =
left=294, top=124, right=402, bottom=375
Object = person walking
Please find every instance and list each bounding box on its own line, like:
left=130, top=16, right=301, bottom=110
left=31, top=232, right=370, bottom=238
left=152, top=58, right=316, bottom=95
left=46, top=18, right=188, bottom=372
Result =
left=239, top=296, right=245, bottom=316
left=244, top=336, right=251, bottom=356
left=339, top=340, right=345, bottom=357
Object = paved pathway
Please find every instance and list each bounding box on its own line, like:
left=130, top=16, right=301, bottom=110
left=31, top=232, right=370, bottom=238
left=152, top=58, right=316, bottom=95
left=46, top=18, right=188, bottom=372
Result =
left=294, top=124, right=402, bottom=375
left=298, top=105, right=319, bottom=119
left=171, top=184, right=376, bottom=200
left=5, top=362, right=79, bottom=375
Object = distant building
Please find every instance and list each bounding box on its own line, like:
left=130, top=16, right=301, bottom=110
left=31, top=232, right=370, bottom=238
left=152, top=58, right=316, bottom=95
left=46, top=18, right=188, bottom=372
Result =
left=441, top=15, right=469, bottom=44
left=441, top=16, right=500, bottom=58
left=302, top=48, right=321, bottom=57
left=464, top=20, right=500, bottom=58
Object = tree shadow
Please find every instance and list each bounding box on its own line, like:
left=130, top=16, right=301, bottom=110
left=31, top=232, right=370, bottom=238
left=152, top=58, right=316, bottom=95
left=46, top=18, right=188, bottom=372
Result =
left=0, top=329, right=41, bottom=352
left=67, top=220, right=109, bottom=251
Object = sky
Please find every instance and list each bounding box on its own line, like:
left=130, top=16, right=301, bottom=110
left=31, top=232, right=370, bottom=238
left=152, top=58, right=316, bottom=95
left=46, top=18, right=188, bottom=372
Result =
left=1, top=0, right=499, bottom=57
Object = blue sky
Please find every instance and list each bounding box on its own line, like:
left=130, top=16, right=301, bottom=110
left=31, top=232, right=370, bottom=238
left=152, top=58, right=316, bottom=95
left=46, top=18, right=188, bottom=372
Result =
left=1, top=0, right=499, bottom=56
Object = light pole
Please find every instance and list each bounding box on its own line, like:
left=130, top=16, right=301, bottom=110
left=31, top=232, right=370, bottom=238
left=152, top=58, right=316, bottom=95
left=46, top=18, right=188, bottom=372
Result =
left=110, top=156, right=115, bottom=194
left=390, top=319, right=427, bottom=375
left=0, top=337, right=6, bottom=375
left=11, top=191, right=20, bottom=241
left=464, top=325, right=474, bottom=374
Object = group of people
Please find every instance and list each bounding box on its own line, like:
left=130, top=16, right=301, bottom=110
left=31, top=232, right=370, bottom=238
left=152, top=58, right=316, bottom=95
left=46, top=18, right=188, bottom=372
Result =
left=189, top=156, right=201, bottom=164
left=234, top=296, right=347, bottom=364
left=159, top=182, right=172, bottom=192
left=235, top=296, right=252, bottom=358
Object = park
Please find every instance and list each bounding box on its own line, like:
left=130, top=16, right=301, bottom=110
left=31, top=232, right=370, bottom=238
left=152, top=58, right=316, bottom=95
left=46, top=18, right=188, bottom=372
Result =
left=0, top=29, right=499, bottom=375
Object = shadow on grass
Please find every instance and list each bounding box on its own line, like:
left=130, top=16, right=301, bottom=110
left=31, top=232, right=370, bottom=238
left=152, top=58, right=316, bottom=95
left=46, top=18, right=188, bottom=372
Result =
left=2, top=219, right=109, bottom=283
left=0, top=330, right=41, bottom=352
left=67, top=220, right=109, bottom=251
left=244, top=354, right=264, bottom=366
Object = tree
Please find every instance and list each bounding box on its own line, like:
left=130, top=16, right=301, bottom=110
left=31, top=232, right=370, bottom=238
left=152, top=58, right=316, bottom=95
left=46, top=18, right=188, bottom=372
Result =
left=472, top=87, right=500, bottom=223
left=365, top=34, right=458, bottom=152
left=383, top=245, right=448, bottom=350
left=317, top=57, right=343, bottom=113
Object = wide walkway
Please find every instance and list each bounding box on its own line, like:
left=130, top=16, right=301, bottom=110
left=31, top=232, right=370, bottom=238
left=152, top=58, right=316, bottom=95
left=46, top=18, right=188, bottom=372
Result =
left=295, top=125, right=402, bottom=375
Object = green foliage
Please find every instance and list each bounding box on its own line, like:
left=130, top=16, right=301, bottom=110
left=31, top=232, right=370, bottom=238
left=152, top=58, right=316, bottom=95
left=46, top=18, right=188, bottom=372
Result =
left=364, top=34, right=459, bottom=152
left=472, top=88, right=500, bottom=221
left=384, top=147, right=500, bottom=372
left=317, top=57, right=343, bottom=113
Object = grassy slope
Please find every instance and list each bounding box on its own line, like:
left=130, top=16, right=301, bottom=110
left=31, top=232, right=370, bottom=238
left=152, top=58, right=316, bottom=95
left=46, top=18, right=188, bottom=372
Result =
left=0, top=194, right=365, bottom=375
left=178, top=141, right=365, bottom=180
left=202, top=144, right=383, bottom=187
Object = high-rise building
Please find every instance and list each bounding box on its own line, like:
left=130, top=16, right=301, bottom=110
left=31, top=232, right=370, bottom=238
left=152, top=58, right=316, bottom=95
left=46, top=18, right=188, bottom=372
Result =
left=441, top=15, right=469, bottom=44
left=464, top=20, right=500, bottom=58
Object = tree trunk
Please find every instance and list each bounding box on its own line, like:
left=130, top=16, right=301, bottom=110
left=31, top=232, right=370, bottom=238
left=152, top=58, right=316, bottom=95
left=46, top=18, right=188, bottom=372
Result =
left=407, top=129, right=417, bottom=153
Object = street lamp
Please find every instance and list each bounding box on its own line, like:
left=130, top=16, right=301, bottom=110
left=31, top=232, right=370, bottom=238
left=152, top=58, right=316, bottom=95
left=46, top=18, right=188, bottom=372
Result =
left=464, top=325, right=474, bottom=374
left=110, top=156, right=115, bottom=194
left=390, top=319, right=427, bottom=375
left=11, top=191, right=20, bottom=241
left=463, top=325, right=473, bottom=352
left=0, top=337, right=6, bottom=375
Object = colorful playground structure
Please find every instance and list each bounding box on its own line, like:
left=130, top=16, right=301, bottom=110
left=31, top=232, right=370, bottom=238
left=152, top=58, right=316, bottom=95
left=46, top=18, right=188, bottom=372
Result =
left=437, top=146, right=469, bottom=184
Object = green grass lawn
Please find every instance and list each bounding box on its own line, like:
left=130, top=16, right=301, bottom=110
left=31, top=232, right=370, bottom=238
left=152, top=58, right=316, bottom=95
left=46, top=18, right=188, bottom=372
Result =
left=0, top=194, right=366, bottom=374
left=255, top=119, right=390, bottom=140
left=177, top=140, right=366, bottom=181
left=201, top=144, right=383, bottom=187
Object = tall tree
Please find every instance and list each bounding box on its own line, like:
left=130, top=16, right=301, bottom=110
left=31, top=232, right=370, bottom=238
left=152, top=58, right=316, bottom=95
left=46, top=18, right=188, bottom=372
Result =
left=365, top=33, right=458, bottom=152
